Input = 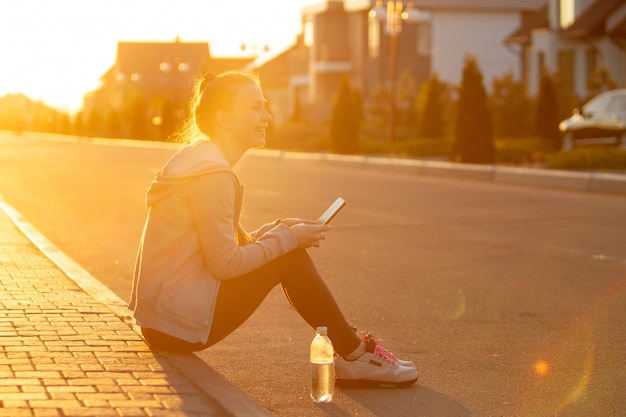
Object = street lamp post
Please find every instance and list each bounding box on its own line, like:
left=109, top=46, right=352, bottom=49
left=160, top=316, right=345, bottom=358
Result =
left=370, top=0, right=419, bottom=148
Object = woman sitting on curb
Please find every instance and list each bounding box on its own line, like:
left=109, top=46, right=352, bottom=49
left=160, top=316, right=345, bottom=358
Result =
left=128, top=70, right=418, bottom=388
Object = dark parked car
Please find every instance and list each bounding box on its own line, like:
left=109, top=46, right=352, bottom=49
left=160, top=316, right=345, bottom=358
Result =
left=559, top=89, right=626, bottom=151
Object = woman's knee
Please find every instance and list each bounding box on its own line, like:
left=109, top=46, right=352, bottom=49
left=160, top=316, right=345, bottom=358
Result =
left=285, top=248, right=314, bottom=267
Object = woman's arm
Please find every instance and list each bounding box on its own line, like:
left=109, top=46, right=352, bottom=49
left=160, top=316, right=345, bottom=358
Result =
left=188, top=173, right=298, bottom=280
left=250, top=218, right=315, bottom=240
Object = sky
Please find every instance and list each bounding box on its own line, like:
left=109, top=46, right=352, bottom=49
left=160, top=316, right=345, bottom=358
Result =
left=0, top=0, right=316, bottom=113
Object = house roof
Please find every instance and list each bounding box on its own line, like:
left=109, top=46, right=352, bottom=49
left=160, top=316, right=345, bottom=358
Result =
left=102, top=40, right=255, bottom=84
left=412, top=0, right=545, bottom=11
left=343, top=0, right=545, bottom=12
left=505, top=0, right=626, bottom=44
left=560, top=0, right=626, bottom=38
left=504, top=4, right=548, bottom=45
left=612, top=14, right=626, bottom=38
left=204, top=56, right=256, bottom=75
left=115, top=40, right=210, bottom=78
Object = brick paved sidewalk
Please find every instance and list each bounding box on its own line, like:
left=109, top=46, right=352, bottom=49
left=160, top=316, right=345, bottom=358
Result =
left=0, top=204, right=239, bottom=417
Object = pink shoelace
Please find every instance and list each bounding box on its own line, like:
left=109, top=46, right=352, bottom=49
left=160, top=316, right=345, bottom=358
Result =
left=362, top=332, right=398, bottom=365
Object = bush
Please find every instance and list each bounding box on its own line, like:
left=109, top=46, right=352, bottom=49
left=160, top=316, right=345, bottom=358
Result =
left=495, top=137, right=553, bottom=165
left=360, top=136, right=454, bottom=157
left=265, top=121, right=329, bottom=152
left=535, top=71, right=561, bottom=148
left=454, top=56, right=495, bottom=164
left=491, top=72, right=534, bottom=138
left=417, top=74, right=448, bottom=138
left=545, top=147, right=626, bottom=172
left=329, top=75, right=361, bottom=154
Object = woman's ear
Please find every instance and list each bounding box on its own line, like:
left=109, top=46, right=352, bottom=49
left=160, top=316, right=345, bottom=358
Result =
left=216, top=110, right=231, bottom=129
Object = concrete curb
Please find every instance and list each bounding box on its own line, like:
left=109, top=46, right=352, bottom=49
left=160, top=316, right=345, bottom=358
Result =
left=0, top=196, right=275, bottom=417
left=12, top=131, right=626, bottom=195
left=245, top=149, right=626, bottom=195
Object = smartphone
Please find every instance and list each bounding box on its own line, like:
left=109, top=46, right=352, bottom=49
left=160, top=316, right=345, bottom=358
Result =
left=316, top=197, right=346, bottom=225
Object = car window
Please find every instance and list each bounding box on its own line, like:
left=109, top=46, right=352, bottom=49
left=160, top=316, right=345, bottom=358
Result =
left=607, top=94, right=626, bottom=113
left=584, top=94, right=612, bottom=115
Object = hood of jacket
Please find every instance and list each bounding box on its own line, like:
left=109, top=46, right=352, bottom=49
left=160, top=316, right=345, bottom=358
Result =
left=146, top=141, right=233, bottom=207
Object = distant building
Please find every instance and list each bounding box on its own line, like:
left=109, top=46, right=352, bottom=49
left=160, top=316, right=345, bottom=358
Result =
left=242, top=38, right=308, bottom=125
left=505, top=0, right=626, bottom=99
left=83, top=39, right=254, bottom=140
left=249, top=0, right=545, bottom=123
left=0, top=93, right=70, bottom=134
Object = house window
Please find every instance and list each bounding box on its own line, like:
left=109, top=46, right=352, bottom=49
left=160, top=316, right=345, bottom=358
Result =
left=558, top=50, right=575, bottom=93
left=585, top=48, right=597, bottom=79
left=368, top=15, right=380, bottom=58
left=416, top=14, right=431, bottom=56
left=304, top=18, right=314, bottom=48
left=559, top=0, right=575, bottom=29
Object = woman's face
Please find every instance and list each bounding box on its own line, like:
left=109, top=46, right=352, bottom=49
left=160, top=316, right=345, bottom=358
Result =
left=226, top=82, right=272, bottom=149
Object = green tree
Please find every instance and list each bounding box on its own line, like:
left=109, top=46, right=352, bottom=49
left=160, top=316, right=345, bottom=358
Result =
left=417, top=73, right=447, bottom=138
left=73, top=111, right=84, bottom=136
left=352, top=87, right=365, bottom=125
left=129, top=97, right=148, bottom=140
left=329, top=75, right=360, bottom=154
left=586, top=67, right=617, bottom=100
left=291, top=92, right=303, bottom=123
left=159, top=99, right=177, bottom=141
left=105, top=109, right=122, bottom=138
left=491, top=72, right=533, bottom=138
left=366, top=85, right=389, bottom=125
left=454, top=56, right=495, bottom=164
left=396, top=68, right=417, bottom=125
left=85, top=109, right=102, bottom=137
left=535, top=70, right=561, bottom=147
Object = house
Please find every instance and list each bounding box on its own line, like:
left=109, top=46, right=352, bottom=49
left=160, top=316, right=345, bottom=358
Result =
left=83, top=39, right=254, bottom=140
left=242, top=37, right=308, bottom=125
left=249, top=0, right=545, bottom=123
left=505, top=0, right=626, bottom=99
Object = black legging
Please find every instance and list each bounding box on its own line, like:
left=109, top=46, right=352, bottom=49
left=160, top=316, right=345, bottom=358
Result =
left=142, top=249, right=362, bottom=355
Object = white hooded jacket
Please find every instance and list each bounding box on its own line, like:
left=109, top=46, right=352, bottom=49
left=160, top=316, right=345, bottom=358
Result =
left=128, top=140, right=298, bottom=344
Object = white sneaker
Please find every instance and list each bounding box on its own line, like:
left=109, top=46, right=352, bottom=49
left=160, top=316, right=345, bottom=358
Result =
left=360, top=331, right=416, bottom=369
left=335, top=335, right=418, bottom=388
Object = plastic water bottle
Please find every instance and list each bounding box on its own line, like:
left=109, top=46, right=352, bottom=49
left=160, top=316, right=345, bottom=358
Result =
left=310, top=326, right=335, bottom=403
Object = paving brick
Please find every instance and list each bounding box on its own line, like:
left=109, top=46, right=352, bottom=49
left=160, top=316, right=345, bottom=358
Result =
left=0, top=378, right=42, bottom=386
left=34, top=364, right=80, bottom=372
left=115, top=407, right=147, bottom=417
left=109, top=399, right=163, bottom=408
left=59, top=408, right=120, bottom=417
left=0, top=409, right=33, bottom=416
left=114, top=378, right=142, bottom=386
left=32, top=409, right=62, bottom=417
left=0, top=392, right=49, bottom=401
left=93, top=385, right=123, bottom=393
left=28, top=400, right=83, bottom=409
left=122, top=385, right=174, bottom=394
left=1, top=399, right=30, bottom=407
left=45, top=386, right=95, bottom=393
left=40, top=379, right=68, bottom=387
left=0, top=207, right=229, bottom=417
left=67, top=378, right=117, bottom=386
left=21, top=386, right=47, bottom=393
left=14, top=371, right=62, bottom=379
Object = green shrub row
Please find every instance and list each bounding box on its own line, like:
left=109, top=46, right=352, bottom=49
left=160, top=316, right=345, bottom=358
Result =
left=266, top=121, right=626, bottom=172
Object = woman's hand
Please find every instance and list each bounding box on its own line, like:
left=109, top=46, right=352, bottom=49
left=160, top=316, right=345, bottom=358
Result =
left=290, top=223, right=331, bottom=248
left=279, top=218, right=315, bottom=227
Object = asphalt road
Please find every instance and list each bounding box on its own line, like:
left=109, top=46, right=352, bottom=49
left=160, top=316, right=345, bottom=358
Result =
left=1, top=132, right=625, bottom=417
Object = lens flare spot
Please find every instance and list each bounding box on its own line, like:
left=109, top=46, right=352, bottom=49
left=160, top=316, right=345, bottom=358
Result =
left=447, top=288, right=467, bottom=321
left=534, top=360, right=550, bottom=376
